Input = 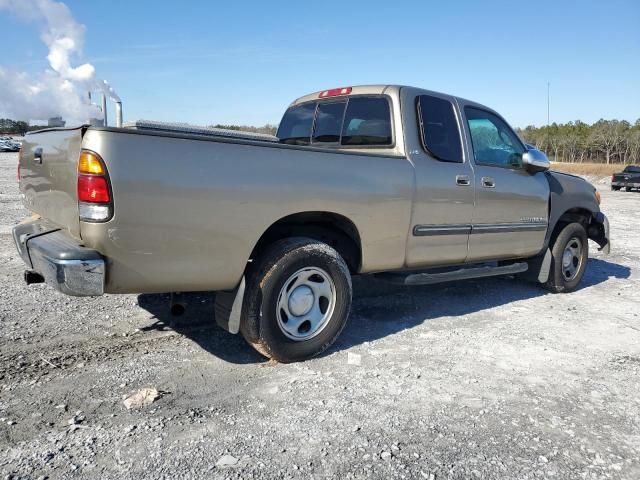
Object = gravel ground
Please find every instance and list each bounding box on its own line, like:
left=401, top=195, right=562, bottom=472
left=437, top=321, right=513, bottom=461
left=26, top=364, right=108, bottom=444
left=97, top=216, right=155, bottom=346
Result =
left=0, top=151, right=639, bottom=479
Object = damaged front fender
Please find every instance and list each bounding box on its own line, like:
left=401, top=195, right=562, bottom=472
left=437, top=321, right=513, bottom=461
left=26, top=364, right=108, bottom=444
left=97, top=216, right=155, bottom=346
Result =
left=588, top=212, right=611, bottom=254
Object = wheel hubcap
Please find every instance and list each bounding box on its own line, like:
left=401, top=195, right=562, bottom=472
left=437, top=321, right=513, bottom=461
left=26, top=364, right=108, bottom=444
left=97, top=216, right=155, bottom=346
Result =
left=287, top=285, right=314, bottom=316
left=276, top=267, right=336, bottom=341
left=561, top=236, right=583, bottom=281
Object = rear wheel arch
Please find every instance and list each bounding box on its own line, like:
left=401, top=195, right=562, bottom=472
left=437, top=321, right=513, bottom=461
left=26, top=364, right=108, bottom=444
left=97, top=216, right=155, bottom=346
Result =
left=249, top=212, right=362, bottom=273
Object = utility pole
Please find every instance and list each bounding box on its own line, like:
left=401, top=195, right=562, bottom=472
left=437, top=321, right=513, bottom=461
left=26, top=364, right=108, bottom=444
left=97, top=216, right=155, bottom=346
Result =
left=547, top=82, right=550, bottom=126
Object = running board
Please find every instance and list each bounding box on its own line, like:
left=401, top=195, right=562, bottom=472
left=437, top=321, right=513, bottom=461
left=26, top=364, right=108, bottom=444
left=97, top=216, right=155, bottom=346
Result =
left=376, top=262, right=528, bottom=286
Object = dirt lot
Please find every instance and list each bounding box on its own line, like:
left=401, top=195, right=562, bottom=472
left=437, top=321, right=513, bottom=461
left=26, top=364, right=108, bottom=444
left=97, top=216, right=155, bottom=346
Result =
left=1, top=151, right=639, bottom=479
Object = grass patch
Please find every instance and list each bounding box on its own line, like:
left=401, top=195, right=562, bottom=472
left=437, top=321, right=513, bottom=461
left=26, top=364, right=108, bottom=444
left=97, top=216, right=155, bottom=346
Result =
left=550, top=162, right=625, bottom=177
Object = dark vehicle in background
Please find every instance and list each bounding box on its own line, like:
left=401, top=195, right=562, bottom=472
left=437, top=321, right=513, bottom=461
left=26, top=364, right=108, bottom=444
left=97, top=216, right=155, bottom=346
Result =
left=611, top=165, right=640, bottom=191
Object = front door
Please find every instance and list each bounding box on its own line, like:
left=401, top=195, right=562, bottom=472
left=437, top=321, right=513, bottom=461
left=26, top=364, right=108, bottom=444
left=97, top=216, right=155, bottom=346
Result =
left=462, top=106, right=549, bottom=262
left=404, top=92, right=475, bottom=267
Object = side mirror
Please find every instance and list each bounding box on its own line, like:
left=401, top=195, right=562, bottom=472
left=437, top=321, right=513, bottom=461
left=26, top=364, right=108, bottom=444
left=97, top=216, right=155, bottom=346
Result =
left=522, top=148, right=550, bottom=173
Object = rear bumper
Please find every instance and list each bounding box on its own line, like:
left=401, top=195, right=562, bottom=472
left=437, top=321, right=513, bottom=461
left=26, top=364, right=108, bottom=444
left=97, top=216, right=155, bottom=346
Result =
left=612, top=181, right=640, bottom=188
left=13, top=219, right=105, bottom=296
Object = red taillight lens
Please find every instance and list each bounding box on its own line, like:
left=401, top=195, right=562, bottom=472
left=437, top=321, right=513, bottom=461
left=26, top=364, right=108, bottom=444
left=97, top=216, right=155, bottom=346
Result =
left=78, top=174, right=110, bottom=203
left=319, top=87, right=352, bottom=98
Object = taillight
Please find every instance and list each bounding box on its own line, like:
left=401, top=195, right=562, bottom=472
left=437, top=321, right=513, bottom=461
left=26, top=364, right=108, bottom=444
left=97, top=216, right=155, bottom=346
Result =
left=78, top=175, right=110, bottom=202
left=319, top=87, right=352, bottom=98
left=77, top=150, right=112, bottom=222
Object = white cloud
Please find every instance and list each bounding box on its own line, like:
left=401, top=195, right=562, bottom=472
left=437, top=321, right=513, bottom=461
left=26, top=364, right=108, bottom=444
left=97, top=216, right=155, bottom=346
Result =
left=0, top=0, right=103, bottom=122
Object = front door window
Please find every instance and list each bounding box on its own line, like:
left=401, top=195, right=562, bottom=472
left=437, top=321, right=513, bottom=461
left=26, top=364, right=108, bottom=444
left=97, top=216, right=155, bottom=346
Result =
left=465, top=107, right=525, bottom=169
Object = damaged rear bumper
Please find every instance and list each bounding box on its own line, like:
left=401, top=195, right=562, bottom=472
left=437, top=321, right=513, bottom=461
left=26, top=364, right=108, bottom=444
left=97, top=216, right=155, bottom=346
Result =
left=13, top=219, right=105, bottom=296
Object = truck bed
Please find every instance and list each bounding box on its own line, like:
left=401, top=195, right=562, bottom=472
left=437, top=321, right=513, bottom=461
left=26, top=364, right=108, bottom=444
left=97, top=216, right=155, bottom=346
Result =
left=123, top=120, right=278, bottom=143
left=19, top=124, right=414, bottom=294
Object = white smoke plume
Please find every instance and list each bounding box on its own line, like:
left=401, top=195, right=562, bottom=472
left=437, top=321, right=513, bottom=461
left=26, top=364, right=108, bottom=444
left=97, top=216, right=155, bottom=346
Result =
left=0, top=0, right=104, bottom=122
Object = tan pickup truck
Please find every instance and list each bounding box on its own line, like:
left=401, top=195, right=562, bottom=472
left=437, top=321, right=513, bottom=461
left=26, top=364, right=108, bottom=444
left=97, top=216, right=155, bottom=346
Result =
left=13, top=85, right=610, bottom=362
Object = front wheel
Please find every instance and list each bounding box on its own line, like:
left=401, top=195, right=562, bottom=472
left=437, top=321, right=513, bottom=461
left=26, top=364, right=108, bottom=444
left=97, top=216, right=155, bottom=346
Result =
left=240, top=238, right=352, bottom=363
left=611, top=186, right=620, bottom=191
left=544, top=222, right=589, bottom=293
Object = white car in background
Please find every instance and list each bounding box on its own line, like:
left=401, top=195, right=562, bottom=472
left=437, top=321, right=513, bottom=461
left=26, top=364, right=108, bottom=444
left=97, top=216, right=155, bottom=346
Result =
left=0, top=137, right=21, bottom=152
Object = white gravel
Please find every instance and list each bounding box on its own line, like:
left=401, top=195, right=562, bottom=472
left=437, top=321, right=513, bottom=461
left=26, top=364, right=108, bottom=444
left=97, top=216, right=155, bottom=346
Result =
left=0, top=151, right=639, bottom=479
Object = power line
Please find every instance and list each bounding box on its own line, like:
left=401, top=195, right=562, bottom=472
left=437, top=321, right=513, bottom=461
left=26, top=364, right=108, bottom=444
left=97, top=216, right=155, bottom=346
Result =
left=547, top=82, right=550, bottom=126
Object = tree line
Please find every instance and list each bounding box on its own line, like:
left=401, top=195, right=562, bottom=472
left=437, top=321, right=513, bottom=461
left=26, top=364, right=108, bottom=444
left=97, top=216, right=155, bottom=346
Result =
left=0, top=118, right=55, bottom=135
left=0, top=118, right=30, bottom=135
left=517, top=119, right=640, bottom=165
left=211, top=124, right=278, bottom=135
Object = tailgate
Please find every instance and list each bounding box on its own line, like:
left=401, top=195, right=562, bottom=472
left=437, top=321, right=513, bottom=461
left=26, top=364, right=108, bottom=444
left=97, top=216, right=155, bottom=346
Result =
left=19, top=127, right=84, bottom=238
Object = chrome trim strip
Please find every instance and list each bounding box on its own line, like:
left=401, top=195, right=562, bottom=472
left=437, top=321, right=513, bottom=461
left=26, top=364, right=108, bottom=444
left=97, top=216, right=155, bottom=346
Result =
left=471, top=223, right=547, bottom=234
left=413, top=224, right=472, bottom=236
left=413, top=222, right=548, bottom=236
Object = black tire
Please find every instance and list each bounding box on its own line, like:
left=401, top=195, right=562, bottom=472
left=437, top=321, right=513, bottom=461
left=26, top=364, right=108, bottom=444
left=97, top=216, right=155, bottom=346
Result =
left=544, top=222, right=588, bottom=293
left=240, top=237, right=352, bottom=363
left=611, top=186, right=620, bottom=191
left=625, top=187, right=632, bottom=192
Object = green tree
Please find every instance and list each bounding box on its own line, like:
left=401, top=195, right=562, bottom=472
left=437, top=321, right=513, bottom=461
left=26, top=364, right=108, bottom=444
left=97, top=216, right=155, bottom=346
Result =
left=589, top=120, right=627, bottom=164
left=14, top=121, right=28, bottom=135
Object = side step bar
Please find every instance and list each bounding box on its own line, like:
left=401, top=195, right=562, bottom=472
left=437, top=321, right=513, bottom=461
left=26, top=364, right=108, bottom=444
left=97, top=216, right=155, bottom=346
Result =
left=376, top=262, right=528, bottom=286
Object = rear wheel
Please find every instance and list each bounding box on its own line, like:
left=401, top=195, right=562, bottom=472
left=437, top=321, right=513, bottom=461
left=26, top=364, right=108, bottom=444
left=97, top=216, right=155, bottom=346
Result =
left=625, top=187, right=632, bottom=192
left=240, top=237, right=352, bottom=363
left=611, top=186, right=620, bottom=191
left=544, top=222, right=588, bottom=293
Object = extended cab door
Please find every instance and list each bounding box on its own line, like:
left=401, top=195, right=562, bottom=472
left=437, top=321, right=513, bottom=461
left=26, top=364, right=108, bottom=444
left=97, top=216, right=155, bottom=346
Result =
left=403, top=91, right=475, bottom=267
left=460, top=105, right=549, bottom=261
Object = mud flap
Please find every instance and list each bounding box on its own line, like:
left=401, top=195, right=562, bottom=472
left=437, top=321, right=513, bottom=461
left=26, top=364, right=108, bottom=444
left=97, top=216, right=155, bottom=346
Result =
left=522, top=248, right=552, bottom=284
left=214, top=276, right=245, bottom=334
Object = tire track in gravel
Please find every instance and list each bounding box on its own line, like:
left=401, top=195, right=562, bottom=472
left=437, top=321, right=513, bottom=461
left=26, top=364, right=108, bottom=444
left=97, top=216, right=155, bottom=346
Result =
left=0, top=329, right=184, bottom=383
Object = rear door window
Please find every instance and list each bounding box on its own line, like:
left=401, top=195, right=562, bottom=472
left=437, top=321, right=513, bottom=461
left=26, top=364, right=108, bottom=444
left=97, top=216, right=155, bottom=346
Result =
left=276, top=102, right=317, bottom=145
left=417, top=95, right=463, bottom=163
left=313, top=101, right=347, bottom=143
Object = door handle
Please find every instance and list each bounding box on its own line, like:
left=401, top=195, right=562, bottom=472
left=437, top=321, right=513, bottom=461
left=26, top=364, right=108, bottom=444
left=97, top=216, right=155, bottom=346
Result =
left=456, top=175, right=471, bottom=186
left=33, top=147, right=43, bottom=165
left=481, top=177, right=495, bottom=188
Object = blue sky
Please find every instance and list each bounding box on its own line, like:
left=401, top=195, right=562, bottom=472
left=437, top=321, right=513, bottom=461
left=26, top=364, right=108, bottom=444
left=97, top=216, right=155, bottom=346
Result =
left=1, top=0, right=639, bottom=127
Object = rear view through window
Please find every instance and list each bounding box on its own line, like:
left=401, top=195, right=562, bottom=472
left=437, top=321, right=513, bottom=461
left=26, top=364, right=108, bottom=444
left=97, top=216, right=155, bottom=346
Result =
left=277, top=102, right=316, bottom=145
left=341, top=97, right=392, bottom=146
left=277, top=96, right=392, bottom=147
left=313, top=101, right=347, bottom=143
